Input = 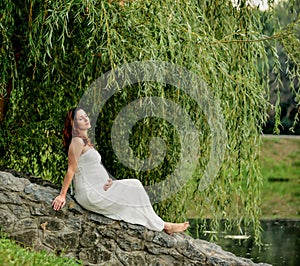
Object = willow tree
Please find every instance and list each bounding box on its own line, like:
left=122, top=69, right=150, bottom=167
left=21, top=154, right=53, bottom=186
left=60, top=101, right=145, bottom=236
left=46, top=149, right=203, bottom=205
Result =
left=0, top=0, right=299, bottom=243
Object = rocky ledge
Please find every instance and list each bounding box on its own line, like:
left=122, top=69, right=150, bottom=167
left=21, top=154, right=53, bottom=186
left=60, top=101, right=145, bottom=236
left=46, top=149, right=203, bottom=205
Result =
left=0, top=171, right=271, bottom=265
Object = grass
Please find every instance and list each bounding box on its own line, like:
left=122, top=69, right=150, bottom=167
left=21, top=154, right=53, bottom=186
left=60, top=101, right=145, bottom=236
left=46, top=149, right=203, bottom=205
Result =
left=259, top=136, right=300, bottom=219
left=0, top=233, right=82, bottom=266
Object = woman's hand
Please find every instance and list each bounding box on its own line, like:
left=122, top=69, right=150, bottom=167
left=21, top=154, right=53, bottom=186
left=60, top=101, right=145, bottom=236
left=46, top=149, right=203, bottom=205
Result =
left=103, top=178, right=113, bottom=191
left=52, top=195, right=66, bottom=211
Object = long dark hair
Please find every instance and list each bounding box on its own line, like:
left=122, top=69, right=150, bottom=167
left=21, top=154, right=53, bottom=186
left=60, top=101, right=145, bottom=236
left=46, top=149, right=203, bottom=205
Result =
left=62, top=107, right=92, bottom=153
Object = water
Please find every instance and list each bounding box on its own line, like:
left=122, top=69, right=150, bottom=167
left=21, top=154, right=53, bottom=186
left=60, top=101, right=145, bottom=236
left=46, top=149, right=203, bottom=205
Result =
left=189, top=219, right=300, bottom=266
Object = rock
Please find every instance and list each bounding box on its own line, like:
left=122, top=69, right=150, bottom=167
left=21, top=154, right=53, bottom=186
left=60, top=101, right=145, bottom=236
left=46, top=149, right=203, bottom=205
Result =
left=0, top=171, right=272, bottom=266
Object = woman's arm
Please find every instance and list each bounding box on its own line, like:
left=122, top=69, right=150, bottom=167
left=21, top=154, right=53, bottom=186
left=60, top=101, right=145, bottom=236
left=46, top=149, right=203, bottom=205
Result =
left=52, top=137, right=84, bottom=211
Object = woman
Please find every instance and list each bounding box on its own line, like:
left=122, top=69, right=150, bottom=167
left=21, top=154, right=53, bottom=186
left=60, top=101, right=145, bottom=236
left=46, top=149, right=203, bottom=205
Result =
left=52, top=107, right=189, bottom=234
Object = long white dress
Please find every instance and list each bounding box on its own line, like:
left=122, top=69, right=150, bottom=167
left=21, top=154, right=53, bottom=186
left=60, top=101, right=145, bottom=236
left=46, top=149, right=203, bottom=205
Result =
left=73, top=148, right=165, bottom=231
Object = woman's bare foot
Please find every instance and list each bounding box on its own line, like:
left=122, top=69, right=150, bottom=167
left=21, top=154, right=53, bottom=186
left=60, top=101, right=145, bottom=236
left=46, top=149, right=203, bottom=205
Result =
left=164, top=221, right=190, bottom=235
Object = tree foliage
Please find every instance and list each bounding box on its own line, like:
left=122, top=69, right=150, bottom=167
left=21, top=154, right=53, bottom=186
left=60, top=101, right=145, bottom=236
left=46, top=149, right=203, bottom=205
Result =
left=263, top=0, right=300, bottom=134
left=0, top=0, right=299, bottom=243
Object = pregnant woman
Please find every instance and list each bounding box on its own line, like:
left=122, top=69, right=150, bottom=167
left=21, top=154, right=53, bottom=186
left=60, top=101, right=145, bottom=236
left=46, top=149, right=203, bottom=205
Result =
left=52, top=107, right=189, bottom=234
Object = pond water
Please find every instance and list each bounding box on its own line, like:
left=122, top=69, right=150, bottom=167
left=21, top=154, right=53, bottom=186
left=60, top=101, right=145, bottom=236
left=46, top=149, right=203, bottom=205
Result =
left=189, top=219, right=300, bottom=266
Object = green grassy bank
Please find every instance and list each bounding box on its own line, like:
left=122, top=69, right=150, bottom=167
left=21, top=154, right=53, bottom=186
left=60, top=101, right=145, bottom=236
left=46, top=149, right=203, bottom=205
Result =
left=259, top=135, right=300, bottom=219
left=0, top=233, right=82, bottom=266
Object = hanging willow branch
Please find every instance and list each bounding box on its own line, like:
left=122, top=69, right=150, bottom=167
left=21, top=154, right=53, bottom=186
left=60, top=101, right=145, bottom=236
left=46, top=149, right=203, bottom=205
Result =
left=209, top=32, right=291, bottom=44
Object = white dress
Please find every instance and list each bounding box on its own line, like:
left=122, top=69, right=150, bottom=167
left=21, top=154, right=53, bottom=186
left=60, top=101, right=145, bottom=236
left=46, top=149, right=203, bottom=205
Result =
left=73, top=148, right=165, bottom=231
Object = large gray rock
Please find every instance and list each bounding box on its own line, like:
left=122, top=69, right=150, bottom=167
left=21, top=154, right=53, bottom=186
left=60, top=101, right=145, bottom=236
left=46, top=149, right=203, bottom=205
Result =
left=0, top=171, right=271, bottom=265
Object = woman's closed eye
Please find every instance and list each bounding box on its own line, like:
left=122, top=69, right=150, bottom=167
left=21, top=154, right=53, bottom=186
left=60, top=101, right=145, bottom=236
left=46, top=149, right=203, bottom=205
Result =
left=78, top=114, right=88, bottom=120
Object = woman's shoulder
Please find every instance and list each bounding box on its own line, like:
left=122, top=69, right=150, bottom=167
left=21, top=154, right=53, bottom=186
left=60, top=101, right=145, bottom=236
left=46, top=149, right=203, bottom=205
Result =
left=71, top=136, right=85, bottom=146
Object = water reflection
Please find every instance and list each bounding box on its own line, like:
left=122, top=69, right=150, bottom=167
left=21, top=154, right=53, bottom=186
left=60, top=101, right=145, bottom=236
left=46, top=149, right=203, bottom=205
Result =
left=189, top=219, right=300, bottom=266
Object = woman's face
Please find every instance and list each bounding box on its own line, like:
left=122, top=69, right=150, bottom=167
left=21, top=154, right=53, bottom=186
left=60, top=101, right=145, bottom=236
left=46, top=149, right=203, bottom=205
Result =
left=74, top=109, right=91, bottom=130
